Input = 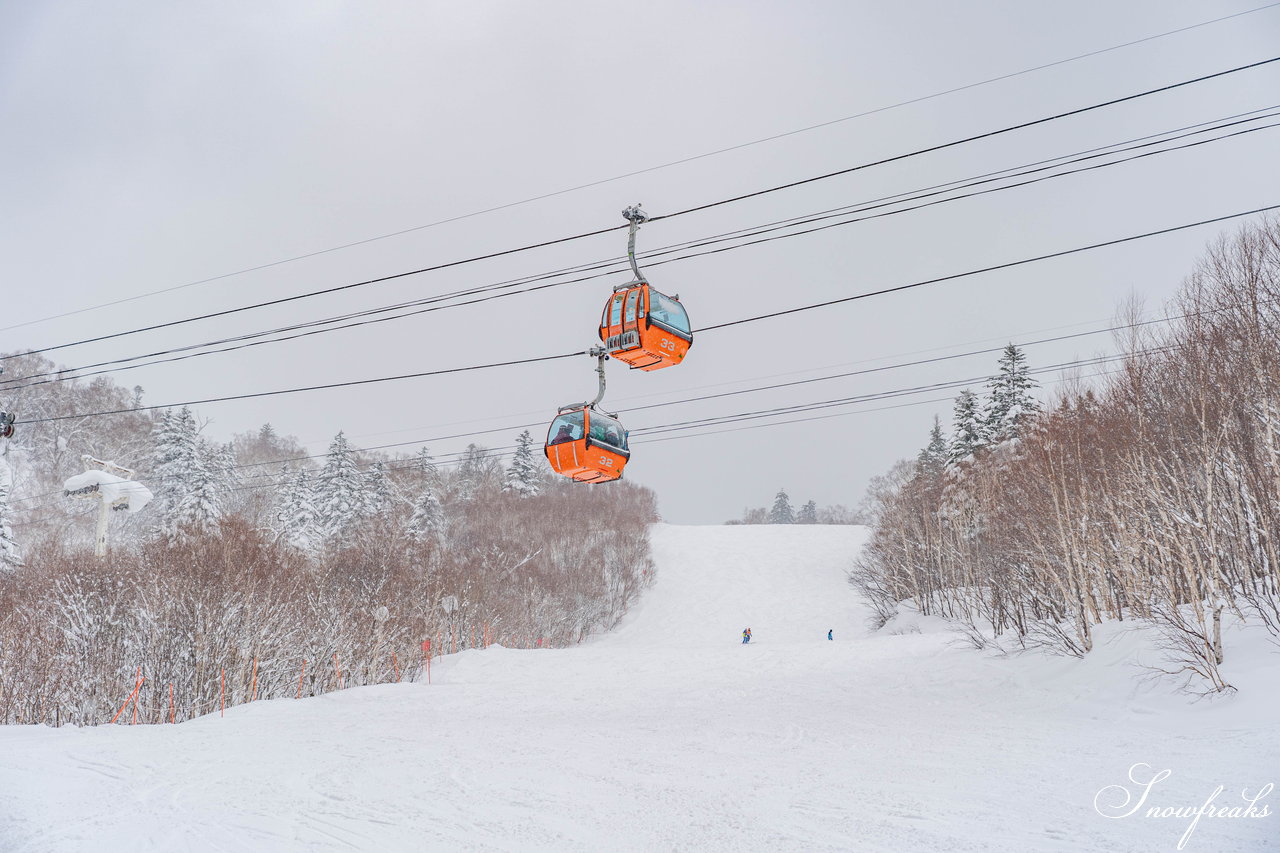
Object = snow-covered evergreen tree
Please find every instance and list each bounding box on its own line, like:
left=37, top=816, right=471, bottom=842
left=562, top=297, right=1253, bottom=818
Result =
left=917, top=415, right=949, bottom=478
left=313, top=431, right=370, bottom=547
left=504, top=430, right=541, bottom=497
left=949, top=390, right=985, bottom=463
left=149, top=407, right=227, bottom=540
left=364, top=461, right=391, bottom=518
left=797, top=500, right=818, bottom=524
left=983, top=344, right=1040, bottom=443
left=768, top=488, right=795, bottom=524
left=147, top=408, right=183, bottom=523
left=173, top=437, right=232, bottom=537
left=406, top=485, right=446, bottom=545
left=455, top=443, right=490, bottom=502
left=0, top=437, right=21, bottom=571
left=276, top=466, right=319, bottom=551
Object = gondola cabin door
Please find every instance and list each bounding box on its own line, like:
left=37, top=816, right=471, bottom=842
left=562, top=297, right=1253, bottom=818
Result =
left=544, top=406, right=630, bottom=483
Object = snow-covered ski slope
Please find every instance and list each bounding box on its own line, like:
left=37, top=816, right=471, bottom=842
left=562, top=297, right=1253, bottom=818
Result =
left=1, top=523, right=1276, bottom=852
left=606, top=523, right=870, bottom=648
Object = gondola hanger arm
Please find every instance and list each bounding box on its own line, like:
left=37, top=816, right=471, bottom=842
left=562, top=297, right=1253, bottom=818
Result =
left=621, top=204, right=648, bottom=288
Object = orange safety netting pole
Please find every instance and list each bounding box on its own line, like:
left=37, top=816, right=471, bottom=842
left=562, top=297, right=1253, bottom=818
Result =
left=169, top=683, right=175, bottom=724
left=111, top=669, right=143, bottom=725
left=220, top=668, right=225, bottom=717
left=296, top=659, right=306, bottom=698
left=251, top=656, right=258, bottom=702
left=450, top=629, right=456, bottom=655
left=392, top=652, right=400, bottom=683
left=333, top=653, right=342, bottom=690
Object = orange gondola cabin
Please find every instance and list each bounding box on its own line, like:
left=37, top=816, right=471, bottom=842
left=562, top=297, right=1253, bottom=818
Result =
left=544, top=405, right=630, bottom=484
left=599, top=284, right=692, bottom=371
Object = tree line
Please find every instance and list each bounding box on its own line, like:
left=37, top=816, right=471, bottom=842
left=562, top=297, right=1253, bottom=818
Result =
left=0, top=359, right=657, bottom=725
left=727, top=489, right=859, bottom=525
left=851, top=218, right=1280, bottom=695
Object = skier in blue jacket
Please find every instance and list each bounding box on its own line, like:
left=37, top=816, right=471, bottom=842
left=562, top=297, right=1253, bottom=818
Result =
left=742, top=628, right=751, bottom=644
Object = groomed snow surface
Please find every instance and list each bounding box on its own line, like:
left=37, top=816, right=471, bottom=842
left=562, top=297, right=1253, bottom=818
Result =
left=1, top=524, right=1276, bottom=852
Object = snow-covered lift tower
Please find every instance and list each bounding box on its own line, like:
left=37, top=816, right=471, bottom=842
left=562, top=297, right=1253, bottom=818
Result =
left=63, top=455, right=153, bottom=557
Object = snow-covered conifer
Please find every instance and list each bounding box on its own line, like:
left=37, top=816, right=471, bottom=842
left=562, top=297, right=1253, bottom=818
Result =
left=949, top=390, right=985, bottom=463
left=0, top=442, right=21, bottom=571
left=364, top=461, right=391, bottom=518
left=313, top=431, right=369, bottom=546
left=983, top=344, right=1040, bottom=443
left=406, top=486, right=446, bottom=544
left=917, top=415, right=949, bottom=478
left=768, top=488, right=795, bottom=524
left=797, top=500, right=818, bottom=524
left=149, top=407, right=227, bottom=540
left=276, top=466, right=319, bottom=550
left=172, top=438, right=232, bottom=537
left=454, top=443, right=491, bottom=502
left=504, top=430, right=541, bottom=497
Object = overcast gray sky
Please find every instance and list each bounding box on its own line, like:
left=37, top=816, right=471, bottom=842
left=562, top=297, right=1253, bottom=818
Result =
left=3, top=1, right=1279, bottom=523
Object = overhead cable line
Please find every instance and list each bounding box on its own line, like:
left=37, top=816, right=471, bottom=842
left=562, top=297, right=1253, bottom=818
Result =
left=16, top=202, right=1280, bottom=426
left=638, top=112, right=1280, bottom=268
left=7, top=2, right=1275, bottom=336
left=220, top=354, right=1148, bottom=496
left=16, top=359, right=1126, bottom=511
left=7, top=106, right=1279, bottom=393
left=20, top=351, right=586, bottom=425
left=627, top=353, right=1154, bottom=438
left=635, top=369, right=1134, bottom=447
left=695, top=203, right=1280, bottom=333
left=8, top=53, right=1278, bottom=364
left=127, top=301, right=1231, bottom=488
left=648, top=54, right=1280, bottom=222
left=13, top=312, right=1164, bottom=501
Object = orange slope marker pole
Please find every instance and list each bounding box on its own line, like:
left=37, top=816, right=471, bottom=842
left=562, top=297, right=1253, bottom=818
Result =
left=392, top=652, right=400, bottom=683
left=130, top=668, right=143, bottom=724
left=297, top=659, right=306, bottom=698
left=251, top=656, right=258, bottom=702
left=111, top=669, right=143, bottom=725
left=333, top=653, right=343, bottom=690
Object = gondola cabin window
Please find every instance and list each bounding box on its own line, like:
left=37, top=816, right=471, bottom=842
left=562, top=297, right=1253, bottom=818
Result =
left=588, top=412, right=628, bottom=452
left=647, top=289, right=690, bottom=336
left=547, top=411, right=584, bottom=445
